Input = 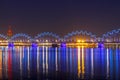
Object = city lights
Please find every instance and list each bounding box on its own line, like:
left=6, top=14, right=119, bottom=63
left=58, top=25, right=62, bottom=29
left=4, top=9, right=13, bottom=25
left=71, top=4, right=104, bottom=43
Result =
left=77, top=39, right=85, bottom=43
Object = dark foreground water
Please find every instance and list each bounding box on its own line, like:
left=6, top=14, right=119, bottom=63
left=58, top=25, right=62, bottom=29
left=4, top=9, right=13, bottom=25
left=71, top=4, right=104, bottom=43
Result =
left=0, top=46, right=120, bottom=80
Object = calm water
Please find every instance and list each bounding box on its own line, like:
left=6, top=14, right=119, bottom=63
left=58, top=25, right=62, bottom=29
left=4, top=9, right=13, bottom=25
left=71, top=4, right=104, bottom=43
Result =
left=0, top=46, right=120, bottom=80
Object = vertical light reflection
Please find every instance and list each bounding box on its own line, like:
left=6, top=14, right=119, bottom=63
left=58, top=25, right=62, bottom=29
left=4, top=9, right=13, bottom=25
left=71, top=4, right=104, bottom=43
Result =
left=37, top=47, right=39, bottom=79
left=109, top=48, right=113, bottom=79
left=81, top=46, right=85, bottom=79
left=27, top=47, right=30, bottom=78
left=116, top=48, right=119, bottom=80
left=106, top=48, right=109, bottom=78
left=46, top=47, right=48, bottom=74
left=0, top=49, right=2, bottom=79
left=42, top=46, right=45, bottom=74
left=37, top=47, right=39, bottom=72
left=66, top=47, right=68, bottom=72
left=20, top=47, right=22, bottom=78
left=22, top=47, right=24, bottom=59
left=69, top=47, right=72, bottom=73
left=91, top=48, right=94, bottom=78
left=8, top=47, right=12, bottom=80
left=5, top=47, right=8, bottom=78
left=58, top=47, right=61, bottom=72
left=77, top=46, right=81, bottom=78
left=55, top=47, right=58, bottom=71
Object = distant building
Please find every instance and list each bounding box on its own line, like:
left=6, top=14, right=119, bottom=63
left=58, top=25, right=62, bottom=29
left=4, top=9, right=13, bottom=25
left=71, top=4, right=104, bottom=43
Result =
left=7, top=26, right=13, bottom=37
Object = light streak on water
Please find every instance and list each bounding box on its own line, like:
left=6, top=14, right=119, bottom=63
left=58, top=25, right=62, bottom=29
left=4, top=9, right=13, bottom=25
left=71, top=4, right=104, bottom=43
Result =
left=55, top=47, right=58, bottom=71
left=37, top=47, right=39, bottom=72
left=45, top=47, right=48, bottom=74
left=27, top=47, right=30, bottom=78
left=0, top=49, right=2, bottom=79
left=66, top=47, right=68, bottom=72
left=20, top=47, right=22, bottom=78
left=81, top=46, right=85, bottom=79
left=5, top=47, right=8, bottom=78
left=77, top=46, right=81, bottom=78
left=0, top=46, right=119, bottom=79
left=22, top=47, right=24, bottom=59
left=42, top=46, right=45, bottom=74
left=37, top=47, right=39, bottom=79
left=91, top=48, right=94, bottom=78
left=106, top=48, right=109, bottom=78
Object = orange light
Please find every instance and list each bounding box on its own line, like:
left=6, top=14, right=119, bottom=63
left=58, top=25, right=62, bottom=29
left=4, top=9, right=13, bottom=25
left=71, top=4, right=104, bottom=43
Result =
left=77, top=40, right=81, bottom=43
left=77, top=39, right=85, bottom=43
left=81, top=40, right=85, bottom=43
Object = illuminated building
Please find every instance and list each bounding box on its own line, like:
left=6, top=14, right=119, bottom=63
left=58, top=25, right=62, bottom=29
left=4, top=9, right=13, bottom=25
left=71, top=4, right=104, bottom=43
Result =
left=7, top=26, right=13, bottom=38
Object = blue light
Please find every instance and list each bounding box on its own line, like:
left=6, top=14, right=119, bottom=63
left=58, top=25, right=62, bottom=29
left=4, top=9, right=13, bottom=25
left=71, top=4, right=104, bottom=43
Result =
left=98, top=42, right=104, bottom=48
left=8, top=42, right=14, bottom=47
left=32, top=43, right=37, bottom=48
left=60, top=42, right=66, bottom=47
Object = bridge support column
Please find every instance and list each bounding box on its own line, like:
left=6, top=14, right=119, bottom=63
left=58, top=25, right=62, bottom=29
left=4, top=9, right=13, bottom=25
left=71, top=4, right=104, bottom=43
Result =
left=8, top=42, right=14, bottom=47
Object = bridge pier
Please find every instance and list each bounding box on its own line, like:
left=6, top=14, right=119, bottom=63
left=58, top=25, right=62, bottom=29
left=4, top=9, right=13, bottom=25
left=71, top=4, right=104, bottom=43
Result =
left=8, top=42, right=14, bottom=47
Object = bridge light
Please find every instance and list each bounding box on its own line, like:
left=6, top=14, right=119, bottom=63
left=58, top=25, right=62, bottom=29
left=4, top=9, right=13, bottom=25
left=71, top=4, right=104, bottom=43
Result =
left=55, top=40, right=57, bottom=42
left=8, top=42, right=14, bottom=47
left=28, top=40, right=29, bottom=42
left=36, top=39, right=39, bottom=42
left=32, top=43, right=37, bottom=48
left=77, top=39, right=85, bottom=43
left=98, top=42, right=104, bottom=48
left=91, top=39, right=94, bottom=42
left=81, top=40, right=85, bottom=43
left=77, top=40, right=81, bottom=43
left=46, top=40, right=48, bottom=42
left=60, top=42, right=66, bottom=47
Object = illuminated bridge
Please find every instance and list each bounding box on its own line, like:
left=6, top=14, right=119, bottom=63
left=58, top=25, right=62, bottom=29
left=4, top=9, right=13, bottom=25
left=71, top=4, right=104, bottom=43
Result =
left=0, top=29, right=120, bottom=48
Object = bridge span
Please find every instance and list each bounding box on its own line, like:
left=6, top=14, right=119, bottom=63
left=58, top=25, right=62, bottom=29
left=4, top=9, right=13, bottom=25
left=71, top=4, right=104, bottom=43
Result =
left=0, top=29, right=120, bottom=48
left=0, top=41, right=120, bottom=48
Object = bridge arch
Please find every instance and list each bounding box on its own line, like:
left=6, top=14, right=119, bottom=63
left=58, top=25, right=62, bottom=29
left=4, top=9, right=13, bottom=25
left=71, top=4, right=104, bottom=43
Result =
left=34, top=32, right=61, bottom=42
left=102, top=28, right=120, bottom=42
left=0, top=34, right=8, bottom=40
left=9, top=33, right=33, bottom=42
left=63, top=30, right=97, bottom=42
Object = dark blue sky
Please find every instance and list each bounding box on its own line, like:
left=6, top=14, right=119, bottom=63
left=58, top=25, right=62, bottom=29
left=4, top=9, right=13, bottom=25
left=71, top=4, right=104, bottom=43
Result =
left=0, top=0, right=120, bottom=36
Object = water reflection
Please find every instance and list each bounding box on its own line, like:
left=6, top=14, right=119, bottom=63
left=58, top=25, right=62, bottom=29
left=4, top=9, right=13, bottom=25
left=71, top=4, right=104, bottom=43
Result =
left=0, top=49, right=2, bottom=79
left=81, top=47, right=85, bottom=79
left=77, top=46, right=81, bottom=78
left=0, top=46, right=120, bottom=79
left=27, top=47, right=30, bottom=78
left=91, top=48, right=94, bottom=78
left=106, top=48, right=109, bottom=79
left=55, top=48, right=58, bottom=71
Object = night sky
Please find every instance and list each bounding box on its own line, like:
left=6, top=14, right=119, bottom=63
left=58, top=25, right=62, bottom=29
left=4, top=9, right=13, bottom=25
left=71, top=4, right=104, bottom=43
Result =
left=0, top=0, right=120, bottom=36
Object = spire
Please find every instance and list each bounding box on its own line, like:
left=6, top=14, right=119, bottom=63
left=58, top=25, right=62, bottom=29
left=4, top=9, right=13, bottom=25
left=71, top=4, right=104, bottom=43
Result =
left=7, top=25, right=13, bottom=37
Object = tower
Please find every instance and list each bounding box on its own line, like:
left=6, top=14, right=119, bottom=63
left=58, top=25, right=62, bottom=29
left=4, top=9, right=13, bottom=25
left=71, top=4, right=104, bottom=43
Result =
left=7, top=26, right=13, bottom=37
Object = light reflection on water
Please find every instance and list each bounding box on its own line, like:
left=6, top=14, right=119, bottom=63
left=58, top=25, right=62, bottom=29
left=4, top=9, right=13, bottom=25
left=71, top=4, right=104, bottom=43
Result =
left=0, top=46, right=120, bottom=80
